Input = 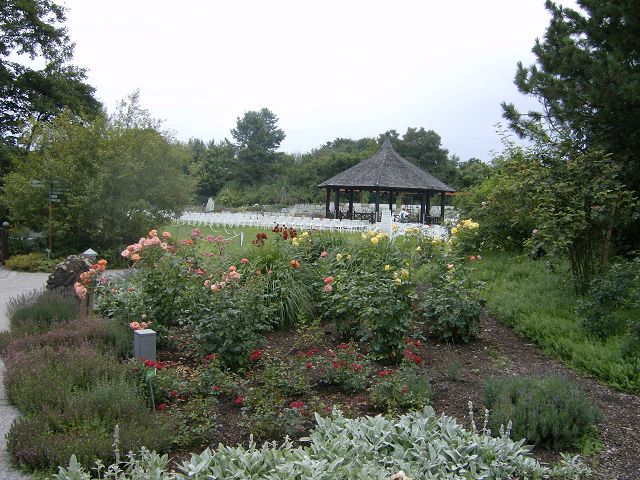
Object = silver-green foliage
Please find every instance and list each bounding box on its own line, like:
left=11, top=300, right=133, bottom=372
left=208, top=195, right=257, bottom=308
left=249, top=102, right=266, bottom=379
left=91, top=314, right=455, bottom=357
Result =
left=52, top=407, right=590, bottom=480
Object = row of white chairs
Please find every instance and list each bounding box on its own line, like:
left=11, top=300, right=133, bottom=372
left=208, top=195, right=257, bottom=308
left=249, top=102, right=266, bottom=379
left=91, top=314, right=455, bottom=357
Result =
left=177, top=212, right=450, bottom=239
left=177, top=212, right=372, bottom=232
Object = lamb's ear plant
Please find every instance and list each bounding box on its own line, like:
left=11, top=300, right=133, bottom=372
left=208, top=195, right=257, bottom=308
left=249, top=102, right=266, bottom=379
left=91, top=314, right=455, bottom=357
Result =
left=51, top=406, right=591, bottom=480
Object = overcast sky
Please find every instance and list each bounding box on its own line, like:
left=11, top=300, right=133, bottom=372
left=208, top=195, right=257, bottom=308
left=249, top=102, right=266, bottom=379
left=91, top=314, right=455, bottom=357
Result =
left=61, top=0, right=579, bottom=161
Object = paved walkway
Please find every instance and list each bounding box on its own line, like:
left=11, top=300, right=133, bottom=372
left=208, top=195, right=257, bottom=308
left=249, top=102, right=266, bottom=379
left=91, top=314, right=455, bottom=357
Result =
left=0, top=266, right=49, bottom=480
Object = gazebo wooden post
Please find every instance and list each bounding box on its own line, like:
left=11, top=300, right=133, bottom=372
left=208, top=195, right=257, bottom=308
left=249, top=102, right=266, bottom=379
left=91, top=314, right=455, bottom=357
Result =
left=348, top=189, right=354, bottom=219
left=388, top=189, right=394, bottom=213
left=335, top=189, right=341, bottom=219
left=374, top=188, right=380, bottom=222
left=426, top=190, right=431, bottom=223
left=325, top=188, right=331, bottom=218
left=420, top=191, right=426, bottom=224
left=440, top=192, right=446, bottom=221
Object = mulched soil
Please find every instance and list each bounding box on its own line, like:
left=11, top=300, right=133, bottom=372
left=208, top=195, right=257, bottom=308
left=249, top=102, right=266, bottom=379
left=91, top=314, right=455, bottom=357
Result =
left=160, top=316, right=640, bottom=480
left=424, top=315, right=640, bottom=480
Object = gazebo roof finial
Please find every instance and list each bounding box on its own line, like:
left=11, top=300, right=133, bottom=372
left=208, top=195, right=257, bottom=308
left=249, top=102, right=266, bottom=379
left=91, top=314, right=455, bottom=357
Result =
left=382, top=135, right=393, bottom=149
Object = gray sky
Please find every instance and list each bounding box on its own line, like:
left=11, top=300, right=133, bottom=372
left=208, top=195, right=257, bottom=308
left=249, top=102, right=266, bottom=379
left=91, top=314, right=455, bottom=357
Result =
left=61, top=0, right=578, bottom=161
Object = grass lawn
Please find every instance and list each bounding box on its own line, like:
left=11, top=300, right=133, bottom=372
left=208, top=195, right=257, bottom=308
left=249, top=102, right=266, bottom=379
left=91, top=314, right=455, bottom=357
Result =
left=470, top=252, right=640, bottom=393
left=161, top=223, right=361, bottom=255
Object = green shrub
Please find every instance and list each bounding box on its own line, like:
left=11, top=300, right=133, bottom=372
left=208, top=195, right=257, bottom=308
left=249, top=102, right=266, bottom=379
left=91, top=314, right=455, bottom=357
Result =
left=185, top=276, right=276, bottom=369
left=316, top=343, right=372, bottom=393
left=168, top=398, right=219, bottom=450
left=7, top=410, right=169, bottom=472
left=3, top=344, right=130, bottom=415
left=418, top=272, right=484, bottom=343
left=4, top=340, right=169, bottom=472
left=4, top=252, right=57, bottom=272
left=0, top=317, right=132, bottom=358
left=318, top=237, right=414, bottom=362
left=369, top=360, right=432, bottom=414
left=7, top=289, right=79, bottom=332
left=483, top=375, right=602, bottom=451
left=576, top=258, right=640, bottom=339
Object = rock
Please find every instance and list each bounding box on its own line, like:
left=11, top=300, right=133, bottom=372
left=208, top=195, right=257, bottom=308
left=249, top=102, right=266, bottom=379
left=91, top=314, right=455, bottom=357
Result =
left=46, top=255, right=90, bottom=297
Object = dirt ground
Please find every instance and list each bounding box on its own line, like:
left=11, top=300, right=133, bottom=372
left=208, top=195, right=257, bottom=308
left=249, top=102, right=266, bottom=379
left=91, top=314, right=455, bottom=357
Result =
left=424, top=315, right=640, bottom=480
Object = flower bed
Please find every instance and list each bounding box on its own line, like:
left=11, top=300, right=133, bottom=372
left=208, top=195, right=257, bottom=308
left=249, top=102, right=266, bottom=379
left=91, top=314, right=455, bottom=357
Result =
left=1, top=221, right=596, bottom=475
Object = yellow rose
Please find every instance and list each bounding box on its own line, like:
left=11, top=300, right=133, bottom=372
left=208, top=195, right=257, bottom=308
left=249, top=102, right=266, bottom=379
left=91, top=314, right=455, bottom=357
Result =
left=451, top=227, right=458, bottom=235
left=301, top=231, right=309, bottom=238
left=416, top=246, right=422, bottom=252
left=384, top=264, right=392, bottom=271
left=361, top=233, right=368, bottom=240
left=336, top=253, right=343, bottom=261
left=292, top=238, right=299, bottom=246
left=394, top=278, right=402, bottom=286
left=401, top=269, right=409, bottom=279
left=370, top=237, right=379, bottom=245
left=368, top=230, right=376, bottom=237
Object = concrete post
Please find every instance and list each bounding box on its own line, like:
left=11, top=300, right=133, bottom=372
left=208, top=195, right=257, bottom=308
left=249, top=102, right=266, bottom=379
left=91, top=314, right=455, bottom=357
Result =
left=133, top=329, right=157, bottom=361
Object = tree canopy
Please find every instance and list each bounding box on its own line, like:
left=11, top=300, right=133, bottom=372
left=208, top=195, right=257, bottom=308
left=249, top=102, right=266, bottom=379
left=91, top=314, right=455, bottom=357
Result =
left=0, top=0, right=101, bottom=178
left=231, top=108, right=285, bottom=184
left=3, top=94, right=194, bottom=253
left=501, top=0, right=640, bottom=253
left=502, top=0, right=640, bottom=189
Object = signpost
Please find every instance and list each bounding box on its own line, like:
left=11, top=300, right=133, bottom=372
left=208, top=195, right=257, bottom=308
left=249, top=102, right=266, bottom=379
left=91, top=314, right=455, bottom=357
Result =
left=31, top=179, right=65, bottom=252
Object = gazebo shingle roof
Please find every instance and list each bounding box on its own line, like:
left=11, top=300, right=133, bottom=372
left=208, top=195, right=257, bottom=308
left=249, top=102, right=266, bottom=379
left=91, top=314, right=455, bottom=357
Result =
left=318, top=137, right=455, bottom=192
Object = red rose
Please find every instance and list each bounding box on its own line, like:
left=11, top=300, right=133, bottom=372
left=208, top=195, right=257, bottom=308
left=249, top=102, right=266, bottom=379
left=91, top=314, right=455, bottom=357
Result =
left=290, top=401, right=305, bottom=409
left=158, top=403, right=168, bottom=411
left=249, top=350, right=263, bottom=362
left=233, top=396, right=245, bottom=406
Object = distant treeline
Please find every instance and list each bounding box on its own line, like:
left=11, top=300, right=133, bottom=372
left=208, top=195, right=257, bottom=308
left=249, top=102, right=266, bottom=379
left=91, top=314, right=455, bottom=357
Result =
left=187, top=108, right=493, bottom=207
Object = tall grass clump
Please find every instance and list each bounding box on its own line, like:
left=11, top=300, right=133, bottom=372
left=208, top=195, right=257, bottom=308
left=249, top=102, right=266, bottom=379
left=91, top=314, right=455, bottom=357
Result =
left=483, top=375, right=602, bottom=451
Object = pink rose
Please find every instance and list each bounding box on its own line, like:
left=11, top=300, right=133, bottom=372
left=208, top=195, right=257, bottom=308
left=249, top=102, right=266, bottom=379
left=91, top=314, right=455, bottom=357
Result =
left=323, top=284, right=333, bottom=293
left=241, top=258, right=249, bottom=264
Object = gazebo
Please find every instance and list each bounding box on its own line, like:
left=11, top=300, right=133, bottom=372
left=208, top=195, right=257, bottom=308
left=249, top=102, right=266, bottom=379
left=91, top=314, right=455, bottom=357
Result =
left=318, top=137, right=455, bottom=224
